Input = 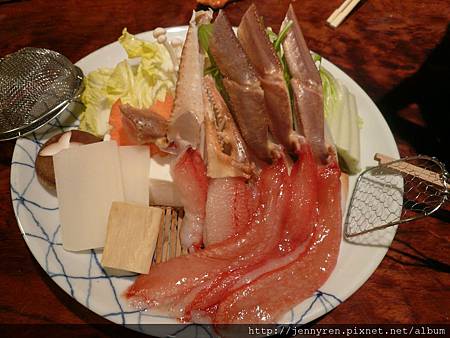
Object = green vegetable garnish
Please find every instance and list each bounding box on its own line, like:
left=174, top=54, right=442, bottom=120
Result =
left=320, top=65, right=361, bottom=174
left=274, top=21, right=293, bottom=52
left=79, top=28, right=176, bottom=136
left=266, top=22, right=295, bottom=126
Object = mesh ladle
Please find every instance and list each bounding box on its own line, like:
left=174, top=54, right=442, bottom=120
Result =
left=0, top=47, right=83, bottom=141
left=345, top=153, right=449, bottom=237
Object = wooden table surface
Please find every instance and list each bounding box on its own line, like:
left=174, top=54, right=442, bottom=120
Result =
left=1, top=0, right=449, bottom=335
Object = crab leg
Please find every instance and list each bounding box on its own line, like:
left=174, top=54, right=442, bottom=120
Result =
left=282, top=5, right=328, bottom=163
left=171, top=147, right=208, bottom=252
left=238, top=4, right=301, bottom=153
left=203, top=75, right=253, bottom=178
left=213, top=159, right=341, bottom=324
left=168, top=11, right=212, bottom=150
left=126, top=159, right=290, bottom=317
left=209, top=11, right=281, bottom=162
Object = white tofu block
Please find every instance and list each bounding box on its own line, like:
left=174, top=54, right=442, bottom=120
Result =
left=149, top=155, right=182, bottom=207
left=101, top=202, right=163, bottom=274
left=53, top=141, right=124, bottom=251
left=119, top=146, right=150, bottom=206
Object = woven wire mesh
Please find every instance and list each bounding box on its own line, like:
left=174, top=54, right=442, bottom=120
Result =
left=345, top=156, right=448, bottom=237
left=0, top=47, right=82, bottom=138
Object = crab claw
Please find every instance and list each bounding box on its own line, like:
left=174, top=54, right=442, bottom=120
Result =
left=203, top=75, right=254, bottom=178
left=120, top=103, right=169, bottom=147
left=282, top=5, right=329, bottom=163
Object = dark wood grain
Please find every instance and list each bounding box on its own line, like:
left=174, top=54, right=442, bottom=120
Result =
left=1, top=0, right=449, bottom=334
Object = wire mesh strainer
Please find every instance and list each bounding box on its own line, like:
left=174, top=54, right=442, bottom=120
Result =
left=345, top=154, right=449, bottom=238
left=0, top=47, right=83, bottom=140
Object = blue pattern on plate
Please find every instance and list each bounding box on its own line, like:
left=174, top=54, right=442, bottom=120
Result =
left=10, top=103, right=341, bottom=337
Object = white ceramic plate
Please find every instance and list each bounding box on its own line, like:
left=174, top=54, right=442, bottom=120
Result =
left=10, top=26, right=399, bottom=336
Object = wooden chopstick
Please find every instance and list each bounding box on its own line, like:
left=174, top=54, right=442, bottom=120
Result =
left=327, top=0, right=362, bottom=28
left=153, top=207, right=188, bottom=264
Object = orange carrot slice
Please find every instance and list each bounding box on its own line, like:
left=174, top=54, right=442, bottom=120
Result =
left=150, top=93, right=173, bottom=120
left=109, top=98, right=135, bottom=146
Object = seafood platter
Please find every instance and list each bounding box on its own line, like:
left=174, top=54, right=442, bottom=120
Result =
left=11, top=4, right=399, bottom=337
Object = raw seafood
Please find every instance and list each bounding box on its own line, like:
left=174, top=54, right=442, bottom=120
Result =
left=279, top=144, right=318, bottom=252
left=126, top=145, right=326, bottom=323
left=120, top=104, right=169, bottom=145
left=183, top=7, right=341, bottom=323
left=171, top=148, right=208, bottom=252
left=238, top=4, right=301, bottom=153
left=126, top=5, right=343, bottom=326
left=282, top=5, right=328, bottom=163
left=209, top=11, right=281, bottom=162
left=203, top=177, right=254, bottom=246
left=126, top=159, right=290, bottom=318
left=213, top=159, right=341, bottom=323
left=184, top=144, right=319, bottom=320
left=203, top=75, right=253, bottom=178
left=168, top=11, right=211, bottom=149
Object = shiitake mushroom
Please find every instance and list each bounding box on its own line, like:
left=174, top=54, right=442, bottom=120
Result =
left=35, top=130, right=102, bottom=194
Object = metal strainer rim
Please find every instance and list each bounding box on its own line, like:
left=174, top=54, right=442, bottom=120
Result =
left=0, top=47, right=84, bottom=141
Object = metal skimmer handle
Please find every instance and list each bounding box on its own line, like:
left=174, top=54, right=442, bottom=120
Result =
left=345, top=154, right=448, bottom=238
left=0, top=47, right=83, bottom=140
